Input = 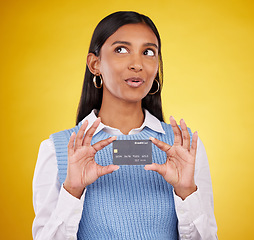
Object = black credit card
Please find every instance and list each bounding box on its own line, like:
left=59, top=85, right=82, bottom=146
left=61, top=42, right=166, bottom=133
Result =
left=113, top=140, right=152, bottom=165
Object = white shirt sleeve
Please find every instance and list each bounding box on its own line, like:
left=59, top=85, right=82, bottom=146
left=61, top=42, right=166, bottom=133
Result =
left=32, top=139, right=86, bottom=240
left=173, top=137, right=218, bottom=240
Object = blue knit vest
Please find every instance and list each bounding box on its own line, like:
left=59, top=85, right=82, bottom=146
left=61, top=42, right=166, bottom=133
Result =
left=50, top=121, right=192, bottom=240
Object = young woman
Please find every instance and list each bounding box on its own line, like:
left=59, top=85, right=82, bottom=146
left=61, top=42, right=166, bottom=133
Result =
left=32, top=11, right=217, bottom=239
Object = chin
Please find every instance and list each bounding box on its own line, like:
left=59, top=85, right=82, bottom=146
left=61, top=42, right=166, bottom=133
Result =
left=121, top=93, right=148, bottom=103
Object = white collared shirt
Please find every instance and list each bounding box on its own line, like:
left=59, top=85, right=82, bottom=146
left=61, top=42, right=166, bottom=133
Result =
left=32, top=109, right=217, bottom=240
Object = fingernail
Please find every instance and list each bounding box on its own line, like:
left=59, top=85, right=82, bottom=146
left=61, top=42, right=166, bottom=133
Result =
left=144, top=164, right=152, bottom=170
left=170, top=116, right=175, bottom=121
left=149, top=137, right=155, bottom=141
left=113, top=166, right=120, bottom=171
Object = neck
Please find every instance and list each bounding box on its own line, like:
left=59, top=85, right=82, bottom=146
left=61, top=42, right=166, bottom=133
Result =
left=98, top=98, right=144, bottom=135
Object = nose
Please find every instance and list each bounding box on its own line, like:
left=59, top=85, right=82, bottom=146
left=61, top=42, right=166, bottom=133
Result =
left=128, top=54, right=143, bottom=72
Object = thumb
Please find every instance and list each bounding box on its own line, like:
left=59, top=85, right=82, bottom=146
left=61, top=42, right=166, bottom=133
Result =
left=97, top=164, right=120, bottom=178
left=144, top=163, right=166, bottom=177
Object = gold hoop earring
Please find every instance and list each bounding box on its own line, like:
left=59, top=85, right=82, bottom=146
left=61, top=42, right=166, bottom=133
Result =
left=93, top=75, right=103, bottom=89
left=149, top=79, right=160, bottom=95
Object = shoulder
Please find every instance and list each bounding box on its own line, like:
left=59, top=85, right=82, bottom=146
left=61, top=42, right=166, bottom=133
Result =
left=36, top=139, right=56, bottom=167
left=39, top=138, right=55, bottom=151
left=50, top=122, right=82, bottom=144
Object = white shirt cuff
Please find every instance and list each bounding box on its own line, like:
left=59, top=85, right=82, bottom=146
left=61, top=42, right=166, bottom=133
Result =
left=56, top=185, right=86, bottom=232
left=173, top=187, right=204, bottom=239
left=174, top=187, right=203, bottom=224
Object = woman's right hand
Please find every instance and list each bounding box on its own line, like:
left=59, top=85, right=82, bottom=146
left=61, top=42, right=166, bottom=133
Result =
left=63, top=117, right=119, bottom=199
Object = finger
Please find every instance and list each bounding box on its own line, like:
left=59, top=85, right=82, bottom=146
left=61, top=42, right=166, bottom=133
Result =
left=74, top=120, right=88, bottom=150
left=170, top=116, right=183, bottom=146
left=83, top=118, right=101, bottom=146
left=97, top=164, right=120, bottom=178
left=190, top=131, right=198, bottom=157
left=93, top=136, right=117, bottom=152
left=149, top=137, right=171, bottom=154
left=67, top=132, right=76, bottom=156
left=144, top=163, right=167, bottom=177
left=180, top=119, right=190, bottom=150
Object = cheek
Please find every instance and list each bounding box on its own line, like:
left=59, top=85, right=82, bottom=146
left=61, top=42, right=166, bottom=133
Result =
left=100, top=57, right=124, bottom=79
left=147, top=61, right=159, bottom=79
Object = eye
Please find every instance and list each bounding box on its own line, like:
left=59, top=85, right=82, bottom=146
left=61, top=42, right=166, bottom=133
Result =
left=115, top=47, right=128, bottom=54
left=143, top=49, right=155, bottom=56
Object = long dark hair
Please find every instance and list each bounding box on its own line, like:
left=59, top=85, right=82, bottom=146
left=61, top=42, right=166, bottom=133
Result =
left=76, top=11, right=164, bottom=125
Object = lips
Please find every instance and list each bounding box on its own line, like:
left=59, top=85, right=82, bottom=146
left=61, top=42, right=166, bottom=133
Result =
left=125, top=77, right=144, bottom=88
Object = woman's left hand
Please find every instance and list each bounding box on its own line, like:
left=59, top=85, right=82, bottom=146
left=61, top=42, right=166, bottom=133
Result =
left=144, top=116, right=198, bottom=200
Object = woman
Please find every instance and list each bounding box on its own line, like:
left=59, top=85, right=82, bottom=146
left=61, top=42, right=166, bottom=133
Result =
left=33, top=11, right=217, bottom=239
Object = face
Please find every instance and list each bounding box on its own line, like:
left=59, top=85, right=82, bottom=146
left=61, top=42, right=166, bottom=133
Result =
left=97, top=23, right=159, bottom=103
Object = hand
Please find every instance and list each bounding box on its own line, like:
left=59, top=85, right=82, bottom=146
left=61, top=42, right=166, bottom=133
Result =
left=63, top=117, right=119, bottom=199
left=144, top=116, right=198, bottom=200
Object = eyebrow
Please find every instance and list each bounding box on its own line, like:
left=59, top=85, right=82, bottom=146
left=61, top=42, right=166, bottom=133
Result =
left=111, top=41, right=158, bottom=49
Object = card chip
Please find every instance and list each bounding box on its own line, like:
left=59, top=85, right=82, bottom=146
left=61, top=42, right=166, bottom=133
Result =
left=114, top=149, right=118, bottom=153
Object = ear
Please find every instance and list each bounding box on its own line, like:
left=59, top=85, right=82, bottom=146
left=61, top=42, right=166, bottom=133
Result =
left=87, top=53, right=100, bottom=75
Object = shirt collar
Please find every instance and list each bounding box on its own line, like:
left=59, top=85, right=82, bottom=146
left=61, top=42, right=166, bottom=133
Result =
left=81, top=109, right=165, bottom=136
left=142, top=109, right=166, bottom=134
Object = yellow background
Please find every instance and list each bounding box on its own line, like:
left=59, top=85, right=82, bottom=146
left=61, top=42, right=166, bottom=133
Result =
left=1, top=0, right=253, bottom=239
